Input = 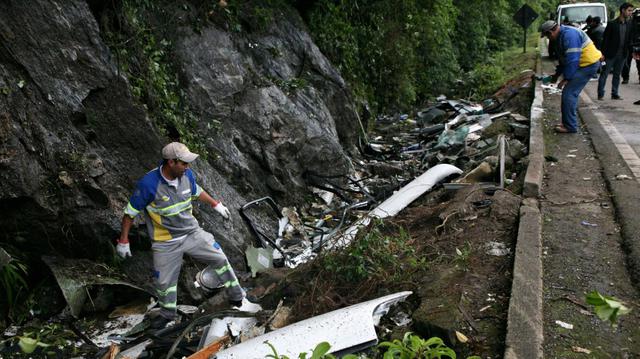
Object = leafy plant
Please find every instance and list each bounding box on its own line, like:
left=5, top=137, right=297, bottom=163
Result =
left=17, top=335, right=50, bottom=354
left=378, top=333, right=481, bottom=359
left=265, top=340, right=358, bottom=359
left=586, top=290, right=632, bottom=325
left=103, top=1, right=215, bottom=156
left=453, top=242, right=472, bottom=270
left=378, top=333, right=456, bottom=359
left=0, top=257, right=29, bottom=322
left=322, top=220, right=427, bottom=283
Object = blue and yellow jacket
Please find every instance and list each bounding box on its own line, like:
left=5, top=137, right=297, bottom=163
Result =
left=556, top=25, right=602, bottom=80
left=124, top=166, right=203, bottom=241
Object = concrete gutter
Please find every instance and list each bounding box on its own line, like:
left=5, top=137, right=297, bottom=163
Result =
left=504, top=42, right=545, bottom=359
left=578, top=94, right=640, bottom=285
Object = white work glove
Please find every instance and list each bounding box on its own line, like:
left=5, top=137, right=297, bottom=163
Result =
left=214, top=202, right=230, bottom=220
left=116, top=241, right=132, bottom=258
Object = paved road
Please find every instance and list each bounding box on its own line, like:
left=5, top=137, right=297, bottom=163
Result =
left=582, top=63, right=640, bottom=178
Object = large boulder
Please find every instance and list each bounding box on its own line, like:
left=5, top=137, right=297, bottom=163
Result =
left=0, top=0, right=359, bottom=268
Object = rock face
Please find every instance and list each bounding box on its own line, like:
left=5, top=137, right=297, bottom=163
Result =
left=0, top=0, right=359, bottom=266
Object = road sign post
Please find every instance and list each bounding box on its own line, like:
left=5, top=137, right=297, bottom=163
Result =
left=513, top=4, right=539, bottom=53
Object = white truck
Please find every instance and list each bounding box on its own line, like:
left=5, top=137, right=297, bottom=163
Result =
left=548, top=2, right=608, bottom=58
left=557, top=2, right=608, bottom=29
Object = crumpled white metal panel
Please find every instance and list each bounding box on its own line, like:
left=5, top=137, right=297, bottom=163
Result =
left=215, top=291, right=412, bottom=359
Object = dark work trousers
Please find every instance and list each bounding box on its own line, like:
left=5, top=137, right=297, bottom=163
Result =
left=622, top=51, right=640, bottom=82
left=598, top=55, right=626, bottom=98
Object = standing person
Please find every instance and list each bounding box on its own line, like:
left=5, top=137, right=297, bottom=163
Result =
left=598, top=3, right=634, bottom=100
left=587, top=16, right=605, bottom=50
left=540, top=20, right=602, bottom=133
left=117, top=142, right=260, bottom=329
left=622, top=8, right=640, bottom=84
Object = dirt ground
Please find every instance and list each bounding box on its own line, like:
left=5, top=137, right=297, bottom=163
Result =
left=540, top=60, right=640, bottom=358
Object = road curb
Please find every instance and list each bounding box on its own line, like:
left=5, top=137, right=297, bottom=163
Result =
left=504, top=45, right=545, bottom=359
left=578, top=94, right=640, bottom=287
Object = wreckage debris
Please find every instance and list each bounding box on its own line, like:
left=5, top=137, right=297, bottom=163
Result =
left=1, top=86, right=532, bottom=358
left=214, top=291, right=412, bottom=358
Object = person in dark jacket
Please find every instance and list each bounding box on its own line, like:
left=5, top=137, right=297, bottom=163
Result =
left=622, top=8, right=640, bottom=83
left=587, top=16, right=605, bottom=50
left=598, top=2, right=634, bottom=100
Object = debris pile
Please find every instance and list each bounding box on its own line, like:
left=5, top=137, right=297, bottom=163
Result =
left=0, top=73, right=533, bottom=358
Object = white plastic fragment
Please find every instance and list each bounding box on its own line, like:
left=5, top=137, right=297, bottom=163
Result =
left=485, top=241, right=510, bottom=256
left=555, top=320, right=574, bottom=329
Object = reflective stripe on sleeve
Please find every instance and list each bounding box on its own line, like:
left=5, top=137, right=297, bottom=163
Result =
left=124, top=202, right=140, bottom=217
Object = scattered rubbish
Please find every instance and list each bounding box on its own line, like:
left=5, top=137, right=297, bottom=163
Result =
left=459, top=162, right=493, bottom=183
left=485, top=241, right=510, bottom=256
left=479, top=305, right=492, bottom=312
left=188, top=337, right=230, bottom=359
left=471, top=199, right=493, bottom=209
left=534, top=74, right=554, bottom=84
left=109, top=299, right=155, bottom=318
left=245, top=246, right=274, bottom=277
left=88, top=312, right=147, bottom=347
left=581, top=221, right=598, bottom=227
left=332, top=164, right=462, bottom=249
left=268, top=304, right=292, bottom=330
left=600, top=203, right=610, bottom=209
left=455, top=331, right=469, bottom=343
left=177, top=305, right=199, bottom=315
left=390, top=311, right=412, bottom=327
left=118, top=339, right=152, bottom=358
left=566, top=154, right=576, bottom=158
left=571, top=346, right=592, bottom=354
left=542, top=84, right=562, bottom=94
left=582, top=177, right=591, bottom=181
left=215, top=292, right=412, bottom=358
left=202, top=316, right=259, bottom=347
left=615, top=174, right=632, bottom=180
left=555, top=320, right=574, bottom=329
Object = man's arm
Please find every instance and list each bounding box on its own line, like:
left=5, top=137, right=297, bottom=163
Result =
left=119, top=215, right=134, bottom=243
left=198, top=191, right=230, bottom=219
left=115, top=215, right=134, bottom=258
left=561, top=31, right=581, bottom=80
left=198, top=190, right=220, bottom=207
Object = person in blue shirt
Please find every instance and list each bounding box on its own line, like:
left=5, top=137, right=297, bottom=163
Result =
left=540, top=20, right=602, bottom=133
left=117, top=142, right=260, bottom=328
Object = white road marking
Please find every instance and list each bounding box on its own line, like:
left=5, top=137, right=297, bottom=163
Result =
left=580, top=93, right=640, bottom=181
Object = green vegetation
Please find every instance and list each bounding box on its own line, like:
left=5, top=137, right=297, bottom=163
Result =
left=265, top=333, right=481, bottom=358
left=304, top=0, right=557, bottom=113
left=322, top=220, right=427, bottom=284
left=103, top=1, right=215, bottom=156
left=0, top=256, right=29, bottom=323
left=379, top=332, right=481, bottom=359
left=266, top=341, right=359, bottom=359
left=586, top=290, right=632, bottom=326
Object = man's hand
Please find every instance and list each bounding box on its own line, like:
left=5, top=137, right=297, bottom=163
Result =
left=116, top=240, right=132, bottom=258
left=558, top=79, right=568, bottom=89
left=214, top=202, right=231, bottom=220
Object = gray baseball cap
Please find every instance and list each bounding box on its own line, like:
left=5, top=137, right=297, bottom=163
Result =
left=539, top=20, right=558, bottom=37
left=162, top=142, right=199, bottom=163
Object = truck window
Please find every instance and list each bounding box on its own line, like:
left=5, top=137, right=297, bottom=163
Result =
left=560, top=6, right=606, bottom=24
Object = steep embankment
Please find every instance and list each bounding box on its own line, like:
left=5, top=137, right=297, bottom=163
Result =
left=0, top=1, right=360, bottom=266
